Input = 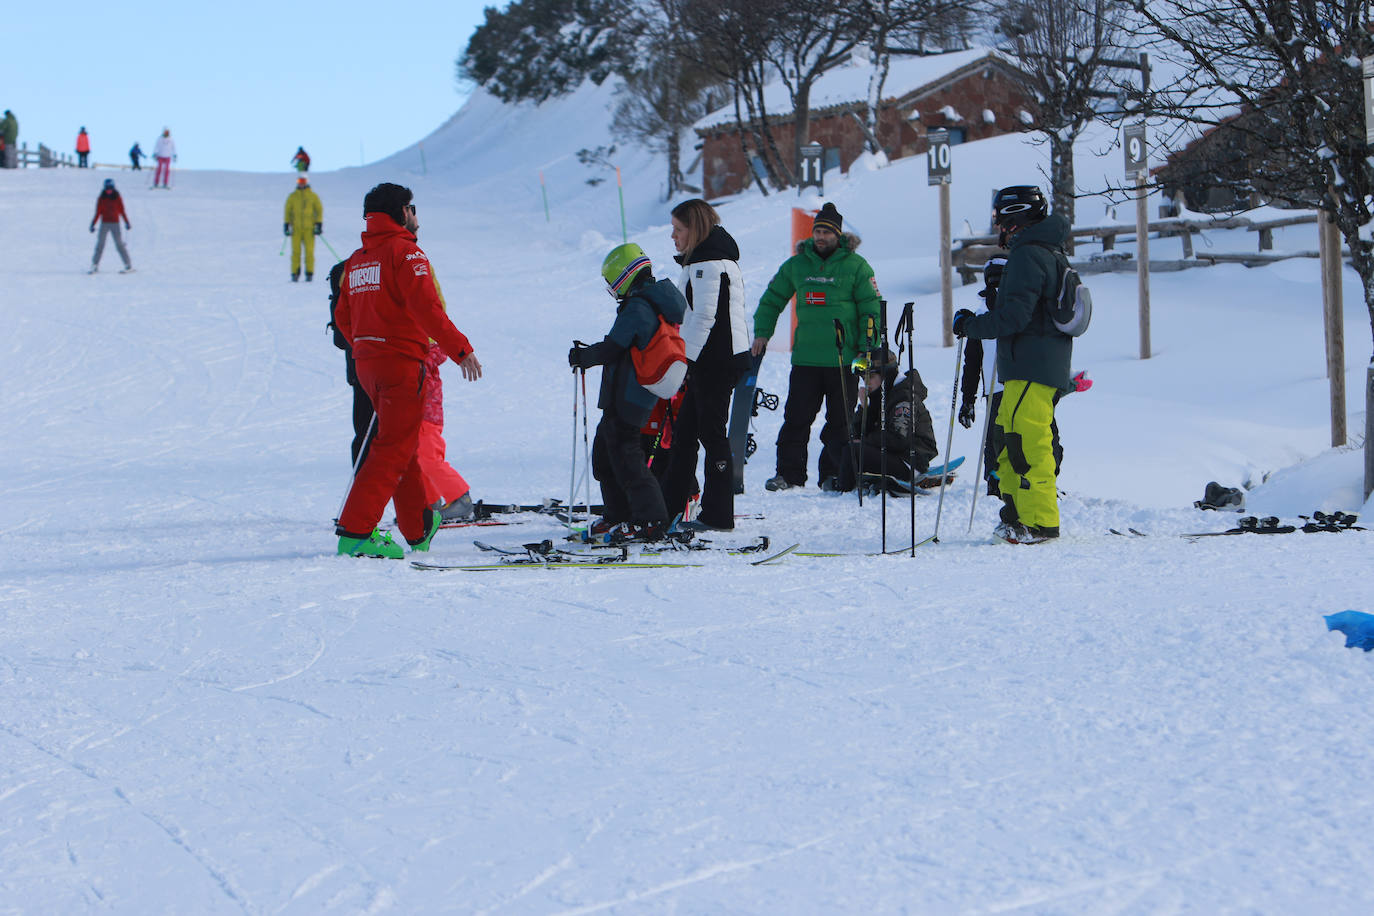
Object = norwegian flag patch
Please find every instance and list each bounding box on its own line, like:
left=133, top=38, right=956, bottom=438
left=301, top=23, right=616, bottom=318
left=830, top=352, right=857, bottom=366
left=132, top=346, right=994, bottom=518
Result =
left=804, top=291, right=826, bottom=307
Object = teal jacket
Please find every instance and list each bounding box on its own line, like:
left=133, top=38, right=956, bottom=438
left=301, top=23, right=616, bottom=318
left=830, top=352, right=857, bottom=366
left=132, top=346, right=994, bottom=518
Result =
left=591, top=277, right=688, bottom=426
left=753, top=233, right=881, bottom=367
left=960, top=214, right=1073, bottom=393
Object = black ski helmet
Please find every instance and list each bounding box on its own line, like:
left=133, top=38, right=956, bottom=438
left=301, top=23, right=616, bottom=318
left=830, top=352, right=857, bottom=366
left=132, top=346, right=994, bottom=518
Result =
left=992, top=185, right=1048, bottom=230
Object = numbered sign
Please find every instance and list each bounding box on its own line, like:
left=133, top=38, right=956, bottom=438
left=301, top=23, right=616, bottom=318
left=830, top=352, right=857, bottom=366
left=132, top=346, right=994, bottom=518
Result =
left=927, top=129, right=951, bottom=185
left=1124, top=123, right=1147, bottom=178
left=1364, top=56, right=1374, bottom=145
left=798, top=142, right=824, bottom=194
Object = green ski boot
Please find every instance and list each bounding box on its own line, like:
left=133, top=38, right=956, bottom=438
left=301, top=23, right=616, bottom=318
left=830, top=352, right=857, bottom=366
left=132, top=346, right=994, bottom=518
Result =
left=338, top=529, right=405, bottom=559
left=407, top=507, right=442, bottom=552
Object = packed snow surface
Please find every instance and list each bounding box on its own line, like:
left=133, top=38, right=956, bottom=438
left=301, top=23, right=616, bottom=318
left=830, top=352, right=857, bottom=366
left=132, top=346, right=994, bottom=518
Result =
left=3, top=80, right=1372, bottom=913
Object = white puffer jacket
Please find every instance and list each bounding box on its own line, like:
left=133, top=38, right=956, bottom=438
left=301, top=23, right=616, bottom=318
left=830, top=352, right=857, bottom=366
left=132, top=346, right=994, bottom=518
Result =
left=675, top=225, right=751, bottom=365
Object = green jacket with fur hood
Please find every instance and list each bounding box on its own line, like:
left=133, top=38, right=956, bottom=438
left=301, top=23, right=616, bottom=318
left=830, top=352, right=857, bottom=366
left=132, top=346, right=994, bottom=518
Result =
left=753, top=232, right=881, bottom=367
left=960, top=213, right=1073, bottom=393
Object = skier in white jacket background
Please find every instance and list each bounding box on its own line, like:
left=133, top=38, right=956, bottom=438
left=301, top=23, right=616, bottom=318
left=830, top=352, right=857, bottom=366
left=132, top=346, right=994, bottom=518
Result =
left=152, top=128, right=176, bottom=188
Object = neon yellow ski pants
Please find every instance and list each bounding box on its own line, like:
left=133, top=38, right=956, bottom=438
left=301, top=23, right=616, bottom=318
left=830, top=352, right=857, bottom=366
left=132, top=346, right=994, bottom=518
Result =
left=994, top=379, right=1060, bottom=530
left=290, top=230, right=316, bottom=276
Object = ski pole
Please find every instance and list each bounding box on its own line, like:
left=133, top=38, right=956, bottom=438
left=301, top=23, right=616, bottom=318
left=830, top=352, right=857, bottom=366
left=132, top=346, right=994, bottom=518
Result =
left=895, top=304, right=917, bottom=554
left=931, top=336, right=965, bottom=543
left=875, top=309, right=888, bottom=554
left=279, top=236, right=287, bottom=256
left=569, top=358, right=580, bottom=529
left=335, top=411, right=377, bottom=524
left=968, top=362, right=998, bottom=533
left=896, top=302, right=917, bottom=555
left=319, top=235, right=342, bottom=262
left=580, top=365, right=594, bottom=525
left=833, top=320, right=863, bottom=507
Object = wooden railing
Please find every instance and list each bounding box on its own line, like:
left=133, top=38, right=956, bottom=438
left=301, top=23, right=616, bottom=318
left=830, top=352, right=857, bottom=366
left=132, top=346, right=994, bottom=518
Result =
left=13, top=142, right=77, bottom=168
left=952, top=213, right=1329, bottom=283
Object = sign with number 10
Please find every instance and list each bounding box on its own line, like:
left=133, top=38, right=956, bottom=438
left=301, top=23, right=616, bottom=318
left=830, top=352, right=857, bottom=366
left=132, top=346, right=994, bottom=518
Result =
left=927, top=129, right=951, bottom=185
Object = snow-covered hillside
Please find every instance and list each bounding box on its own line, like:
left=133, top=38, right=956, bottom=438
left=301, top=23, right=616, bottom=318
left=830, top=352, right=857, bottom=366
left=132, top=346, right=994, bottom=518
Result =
left=2, top=80, right=1372, bottom=913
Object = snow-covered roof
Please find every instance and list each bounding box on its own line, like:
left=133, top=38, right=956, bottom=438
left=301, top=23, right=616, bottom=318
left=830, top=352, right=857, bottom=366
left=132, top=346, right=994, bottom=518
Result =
left=694, top=48, right=1015, bottom=133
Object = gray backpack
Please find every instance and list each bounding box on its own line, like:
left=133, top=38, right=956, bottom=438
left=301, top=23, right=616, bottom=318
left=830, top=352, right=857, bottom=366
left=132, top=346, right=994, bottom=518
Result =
left=1029, top=241, right=1092, bottom=337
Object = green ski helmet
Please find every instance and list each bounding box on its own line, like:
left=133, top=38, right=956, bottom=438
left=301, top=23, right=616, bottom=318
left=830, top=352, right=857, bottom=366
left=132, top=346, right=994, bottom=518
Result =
left=601, top=243, right=652, bottom=300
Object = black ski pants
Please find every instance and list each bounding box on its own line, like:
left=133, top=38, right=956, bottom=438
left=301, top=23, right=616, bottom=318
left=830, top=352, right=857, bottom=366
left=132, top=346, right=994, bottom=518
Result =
left=593, top=414, right=669, bottom=525
left=346, top=351, right=375, bottom=467
left=662, top=366, right=735, bottom=528
left=775, top=364, right=857, bottom=486
left=825, top=440, right=914, bottom=492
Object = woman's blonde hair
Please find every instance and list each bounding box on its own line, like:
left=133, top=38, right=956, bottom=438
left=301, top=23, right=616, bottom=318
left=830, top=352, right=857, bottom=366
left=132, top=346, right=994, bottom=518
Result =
left=670, top=198, right=720, bottom=257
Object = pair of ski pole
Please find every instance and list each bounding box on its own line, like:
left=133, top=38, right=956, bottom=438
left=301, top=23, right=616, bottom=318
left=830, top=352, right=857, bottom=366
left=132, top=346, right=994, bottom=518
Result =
left=279, top=234, right=341, bottom=261
left=568, top=348, right=594, bottom=530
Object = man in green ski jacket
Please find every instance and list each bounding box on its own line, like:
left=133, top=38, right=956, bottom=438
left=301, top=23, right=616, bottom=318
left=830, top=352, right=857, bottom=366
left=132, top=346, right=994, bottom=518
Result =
left=751, top=202, right=881, bottom=490
left=953, top=185, right=1073, bottom=544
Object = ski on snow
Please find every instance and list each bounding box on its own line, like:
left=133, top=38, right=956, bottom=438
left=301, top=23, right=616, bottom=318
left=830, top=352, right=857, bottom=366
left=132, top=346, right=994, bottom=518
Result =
left=1108, top=511, right=1362, bottom=539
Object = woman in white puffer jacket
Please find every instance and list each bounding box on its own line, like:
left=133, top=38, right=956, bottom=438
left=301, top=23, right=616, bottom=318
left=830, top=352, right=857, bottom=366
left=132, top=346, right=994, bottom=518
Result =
left=663, top=199, right=752, bottom=531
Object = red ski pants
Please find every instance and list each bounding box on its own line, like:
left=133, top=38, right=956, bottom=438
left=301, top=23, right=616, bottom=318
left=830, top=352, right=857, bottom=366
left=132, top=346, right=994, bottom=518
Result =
left=418, top=419, right=469, bottom=507
left=337, top=356, right=430, bottom=543
left=154, top=157, right=171, bottom=186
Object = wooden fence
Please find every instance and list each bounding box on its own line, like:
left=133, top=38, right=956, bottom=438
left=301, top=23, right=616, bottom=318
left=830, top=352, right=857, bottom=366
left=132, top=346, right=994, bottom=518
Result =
left=13, top=142, right=77, bottom=168
left=952, top=213, right=1332, bottom=283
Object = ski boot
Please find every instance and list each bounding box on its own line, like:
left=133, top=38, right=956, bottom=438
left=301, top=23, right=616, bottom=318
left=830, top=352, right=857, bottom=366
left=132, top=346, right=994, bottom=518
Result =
left=338, top=529, right=404, bottom=559
left=407, top=507, right=442, bottom=552
left=438, top=493, right=476, bottom=523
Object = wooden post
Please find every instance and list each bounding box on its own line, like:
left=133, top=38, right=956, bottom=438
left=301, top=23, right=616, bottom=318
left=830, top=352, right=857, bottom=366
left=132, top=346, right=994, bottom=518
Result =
left=1321, top=210, right=1346, bottom=446
left=1365, top=365, right=1374, bottom=500
left=1136, top=174, right=1151, bottom=359
left=1319, top=213, right=1334, bottom=379
left=1180, top=229, right=1193, bottom=259
left=940, top=181, right=953, bottom=348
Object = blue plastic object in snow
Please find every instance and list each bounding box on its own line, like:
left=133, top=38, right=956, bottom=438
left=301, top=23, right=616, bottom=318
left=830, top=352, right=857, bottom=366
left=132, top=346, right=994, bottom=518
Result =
left=1324, top=611, right=1374, bottom=651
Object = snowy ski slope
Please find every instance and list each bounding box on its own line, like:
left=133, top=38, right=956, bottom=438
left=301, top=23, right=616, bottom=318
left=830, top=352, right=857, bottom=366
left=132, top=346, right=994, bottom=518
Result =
left=1, top=80, right=1371, bottom=913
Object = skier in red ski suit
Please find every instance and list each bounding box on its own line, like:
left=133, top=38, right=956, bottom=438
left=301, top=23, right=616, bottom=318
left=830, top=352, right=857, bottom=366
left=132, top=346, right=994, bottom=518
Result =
left=332, top=183, right=482, bottom=558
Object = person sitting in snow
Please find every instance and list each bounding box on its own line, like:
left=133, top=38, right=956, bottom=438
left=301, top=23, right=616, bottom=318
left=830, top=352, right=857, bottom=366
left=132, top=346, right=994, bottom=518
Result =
left=820, top=347, right=937, bottom=493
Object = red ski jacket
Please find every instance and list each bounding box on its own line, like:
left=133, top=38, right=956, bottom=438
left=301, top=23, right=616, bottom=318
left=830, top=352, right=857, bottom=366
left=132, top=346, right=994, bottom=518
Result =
left=333, top=214, right=473, bottom=365
left=91, top=192, right=128, bottom=227
left=76, top=131, right=90, bottom=153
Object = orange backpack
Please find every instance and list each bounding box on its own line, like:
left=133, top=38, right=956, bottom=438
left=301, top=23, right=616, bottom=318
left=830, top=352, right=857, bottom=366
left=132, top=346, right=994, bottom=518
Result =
left=631, top=315, right=688, bottom=398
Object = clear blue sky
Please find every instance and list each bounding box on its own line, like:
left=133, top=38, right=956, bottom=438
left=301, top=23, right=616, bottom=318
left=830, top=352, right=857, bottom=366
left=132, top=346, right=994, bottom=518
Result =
left=2, top=1, right=490, bottom=172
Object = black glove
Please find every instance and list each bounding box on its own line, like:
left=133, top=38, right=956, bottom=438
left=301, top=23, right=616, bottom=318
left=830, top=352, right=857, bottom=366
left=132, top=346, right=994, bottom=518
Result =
left=89, top=224, right=95, bottom=233
left=314, top=222, right=322, bottom=236
left=952, top=309, right=975, bottom=338
left=284, top=222, right=291, bottom=237
left=568, top=345, right=593, bottom=369
left=958, top=402, right=976, bottom=429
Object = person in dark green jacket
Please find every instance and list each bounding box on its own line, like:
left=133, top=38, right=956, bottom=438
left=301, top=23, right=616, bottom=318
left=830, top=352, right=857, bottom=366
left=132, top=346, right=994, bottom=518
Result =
left=953, top=185, right=1072, bottom=544
left=751, top=202, right=881, bottom=490
left=1, top=110, right=18, bottom=168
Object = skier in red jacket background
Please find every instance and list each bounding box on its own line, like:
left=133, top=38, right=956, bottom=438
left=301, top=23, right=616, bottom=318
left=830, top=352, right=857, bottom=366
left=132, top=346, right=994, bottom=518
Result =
left=332, top=182, right=482, bottom=558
